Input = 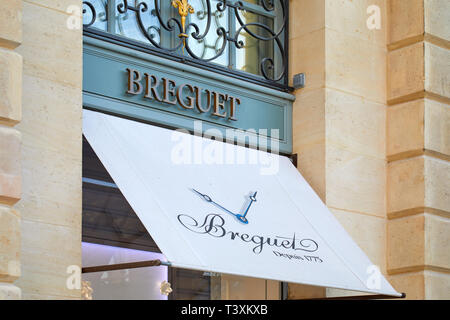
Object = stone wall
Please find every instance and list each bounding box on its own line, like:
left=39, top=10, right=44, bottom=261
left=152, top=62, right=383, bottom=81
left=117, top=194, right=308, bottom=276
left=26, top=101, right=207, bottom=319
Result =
left=12, top=0, right=83, bottom=299
left=289, top=0, right=388, bottom=298
left=386, top=0, right=449, bottom=300
left=289, top=0, right=449, bottom=300
left=0, top=0, right=23, bottom=300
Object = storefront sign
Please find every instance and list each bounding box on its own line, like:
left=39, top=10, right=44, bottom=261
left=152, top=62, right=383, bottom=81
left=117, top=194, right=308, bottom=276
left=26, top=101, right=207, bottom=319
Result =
left=126, top=68, right=240, bottom=121
left=83, top=38, right=295, bottom=154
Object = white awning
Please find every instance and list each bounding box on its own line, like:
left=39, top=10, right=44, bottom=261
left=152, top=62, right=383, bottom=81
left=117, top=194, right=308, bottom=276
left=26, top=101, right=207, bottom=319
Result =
left=83, top=109, right=401, bottom=297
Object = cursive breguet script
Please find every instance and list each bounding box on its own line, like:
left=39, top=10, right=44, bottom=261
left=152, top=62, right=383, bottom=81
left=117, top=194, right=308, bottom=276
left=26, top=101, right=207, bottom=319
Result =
left=177, top=213, right=319, bottom=254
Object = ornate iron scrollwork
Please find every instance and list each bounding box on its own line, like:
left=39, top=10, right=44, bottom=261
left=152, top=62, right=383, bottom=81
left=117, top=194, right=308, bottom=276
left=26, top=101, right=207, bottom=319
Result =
left=83, top=0, right=289, bottom=90
left=82, top=1, right=97, bottom=27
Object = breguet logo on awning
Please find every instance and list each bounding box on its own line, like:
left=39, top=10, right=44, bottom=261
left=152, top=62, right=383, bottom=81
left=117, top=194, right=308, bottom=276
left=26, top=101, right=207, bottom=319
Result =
left=176, top=188, right=323, bottom=263
left=177, top=213, right=320, bottom=258
left=125, top=68, right=241, bottom=121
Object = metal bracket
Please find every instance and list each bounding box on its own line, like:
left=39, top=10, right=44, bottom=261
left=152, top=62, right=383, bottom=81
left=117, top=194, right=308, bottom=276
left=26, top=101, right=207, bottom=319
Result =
left=293, top=73, right=305, bottom=89
left=289, top=153, right=298, bottom=168
left=82, top=259, right=172, bottom=273
left=297, top=292, right=406, bottom=300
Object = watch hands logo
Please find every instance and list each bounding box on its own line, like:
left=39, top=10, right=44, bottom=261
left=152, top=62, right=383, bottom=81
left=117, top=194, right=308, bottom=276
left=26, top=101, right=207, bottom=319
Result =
left=175, top=188, right=320, bottom=258
left=191, top=188, right=257, bottom=224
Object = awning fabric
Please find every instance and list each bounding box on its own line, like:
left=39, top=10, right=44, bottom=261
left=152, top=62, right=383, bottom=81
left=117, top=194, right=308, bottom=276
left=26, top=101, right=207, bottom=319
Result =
left=83, top=109, right=401, bottom=297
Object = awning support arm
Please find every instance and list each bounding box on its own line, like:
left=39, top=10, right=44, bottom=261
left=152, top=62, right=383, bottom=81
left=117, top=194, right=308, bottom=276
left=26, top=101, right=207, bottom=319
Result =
left=82, top=259, right=172, bottom=274
left=297, top=292, right=406, bottom=300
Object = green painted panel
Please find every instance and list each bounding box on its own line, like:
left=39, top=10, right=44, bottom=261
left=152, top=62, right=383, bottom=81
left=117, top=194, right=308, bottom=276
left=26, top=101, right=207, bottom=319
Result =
left=83, top=37, right=294, bottom=153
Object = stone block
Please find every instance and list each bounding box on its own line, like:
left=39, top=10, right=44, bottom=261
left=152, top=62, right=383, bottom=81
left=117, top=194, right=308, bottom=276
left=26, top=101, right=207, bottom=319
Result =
left=326, top=0, right=386, bottom=47
left=0, top=283, right=21, bottom=300
left=19, top=74, right=82, bottom=158
left=387, top=42, right=425, bottom=102
left=424, top=99, right=450, bottom=157
left=326, top=88, right=385, bottom=159
left=332, top=209, right=386, bottom=271
left=293, top=88, right=325, bottom=148
left=0, top=207, right=20, bottom=281
left=15, top=219, right=81, bottom=298
left=388, top=0, right=424, bottom=45
left=17, top=2, right=82, bottom=88
left=0, top=0, right=22, bottom=49
left=326, top=145, right=386, bottom=217
left=425, top=271, right=450, bottom=299
left=388, top=272, right=425, bottom=300
left=424, top=0, right=450, bottom=42
left=387, top=214, right=425, bottom=272
left=425, top=214, right=450, bottom=270
left=0, top=127, right=21, bottom=205
left=388, top=212, right=450, bottom=273
left=388, top=156, right=449, bottom=214
left=0, top=49, right=22, bottom=125
left=387, top=99, right=424, bottom=158
left=424, top=157, right=450, bottom=213
left=387, top=157, right=425, bottom=213
left=425, top=42, right=450, bottom=99
left=326, top=28, right=386, bottom=104
left=289, top=0, right=324, bottom=40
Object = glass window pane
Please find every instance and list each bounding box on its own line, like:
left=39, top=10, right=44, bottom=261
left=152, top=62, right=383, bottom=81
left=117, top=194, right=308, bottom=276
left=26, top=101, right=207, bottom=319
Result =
left=84, top=0, right=286, bottom=84
left=115, top=0, right=161, bottom=46
left=83, top=0, right=108, bottom=31
left=186, top=0, right=229, bottom=67
left=82, top=242, right=168, bottom=300
left=235, top=9, right=275, bottom=78
left=169, top=269, right=215, bottom=300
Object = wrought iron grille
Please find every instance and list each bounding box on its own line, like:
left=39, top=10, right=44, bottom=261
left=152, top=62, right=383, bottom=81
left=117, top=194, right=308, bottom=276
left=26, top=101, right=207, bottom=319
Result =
left=83, top=0, right=290, bottom=91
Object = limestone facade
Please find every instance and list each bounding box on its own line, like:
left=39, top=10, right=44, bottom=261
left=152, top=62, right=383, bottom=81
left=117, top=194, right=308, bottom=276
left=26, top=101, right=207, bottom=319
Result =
left=1, top=0, right=83, bottom=299
left=0, top=0, right=447, bottom=300
left=290, top=0, right=449, bottom=299
left=386, top=0, right=449, bottom=300
left=0, top=0, right=23, bottom=300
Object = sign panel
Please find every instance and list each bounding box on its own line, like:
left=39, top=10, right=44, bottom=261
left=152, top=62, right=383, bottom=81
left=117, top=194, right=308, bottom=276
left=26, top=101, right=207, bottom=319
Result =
left=83, top=109, right=401, bottom=297
left=83, top=38, right=294, bottom=153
